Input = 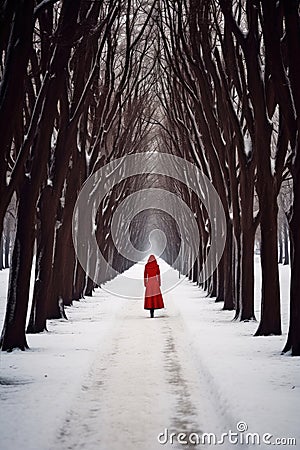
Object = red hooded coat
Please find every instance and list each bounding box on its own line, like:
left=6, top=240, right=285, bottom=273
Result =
left=144, top=255, right=164, bottom=310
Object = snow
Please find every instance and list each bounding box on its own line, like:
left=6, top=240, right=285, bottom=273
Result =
left=0, top=257, right=299, bottom=449
left=243, top=133, right=252, bottom=158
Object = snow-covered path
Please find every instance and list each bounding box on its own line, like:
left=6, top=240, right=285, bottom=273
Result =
left=51, top=291, right=227, bottom=450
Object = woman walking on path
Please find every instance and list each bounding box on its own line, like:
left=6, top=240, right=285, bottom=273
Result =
left=144, top=255, right=164, bottom=318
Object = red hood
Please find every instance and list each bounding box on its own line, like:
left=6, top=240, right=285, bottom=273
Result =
left=146, top=255, right=158, bottom=266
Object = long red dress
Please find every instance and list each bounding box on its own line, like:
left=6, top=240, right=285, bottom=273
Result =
left=144, top=255, right=164, bottom=310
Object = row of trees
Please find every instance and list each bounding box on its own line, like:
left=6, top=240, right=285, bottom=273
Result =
left=157, top=0, right=300, bottom=354
left=0, top=0, right=158, bottom=350
left=0, top=0, right=299, bottom=356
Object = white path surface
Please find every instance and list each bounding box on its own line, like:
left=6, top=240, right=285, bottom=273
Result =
left=0, top=259, right=299, bottom=450
left=50, top=292, right=228, bottom=450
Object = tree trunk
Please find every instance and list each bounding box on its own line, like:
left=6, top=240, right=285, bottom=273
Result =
left=27, top=187, right=54, bottom=333
left=209, top=268, right=218, bottom=298
left=215, top=262, right=224, bottom=302
left=283, top=221, right=290, bottom=265
left=238, top=176, right=256, bottom=321
left=73, top=262, right=86, bottom=301
left=278, top=226, right=283, bottom=264
left=4, top=220, right=11, bottom=268
left=239, top=227, right=255, bottom=321
left=283, top=156, right=300, bottom=354
left=255, top=194, right=281, bottom=335
left=85, top=276, right=95, bottom=297
left=233, top=235, right=241, bottom=316
left=222, top=222, right=234, bottom=310
left=0, top=182, right=35, bottom=350
left=284, top=204, right=300, bottom=354
left=192, top=258, right=198, bottom=283
left=0, top=235, right=3, bottom=270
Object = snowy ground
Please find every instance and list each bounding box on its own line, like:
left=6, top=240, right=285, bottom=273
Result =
left=0, top=258, right=299, bottom=450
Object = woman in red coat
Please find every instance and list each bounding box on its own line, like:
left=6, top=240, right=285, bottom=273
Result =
left=144, top=254, right=164, bottom=318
